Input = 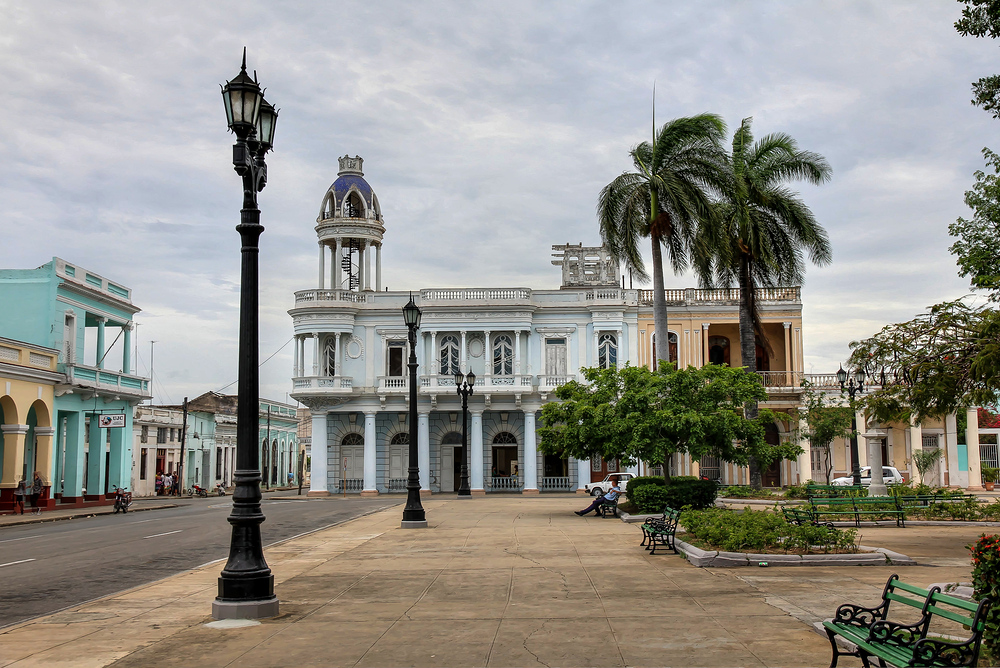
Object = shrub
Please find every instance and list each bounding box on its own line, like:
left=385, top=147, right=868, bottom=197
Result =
left=625, top=475, right=666, bottom=498
left=681, top=507, right=858, bottom=554
left=785, top=481, right=812, bottom=499
left=970, top=534, right=1000, bottom=663
left=631, top=485, right=673, bottom=514
left=664, top=476, right=718, bottom=510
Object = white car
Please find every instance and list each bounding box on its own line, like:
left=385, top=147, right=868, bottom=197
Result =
left=831, top=466, right=904, bottom=487
left=584, top=472, right=635, bottom=496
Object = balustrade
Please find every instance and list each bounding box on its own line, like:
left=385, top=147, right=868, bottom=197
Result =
left=637, top=286, right=800, bottom=305
left=294, top=289, right=368, bottom=305
left=540, top=476, right=572, bottom=491
left=336, top=479, right=364, bottom=492
left=419, top=288, right=531, bottom=302
left=489, top=476, right=522, bottom=491
left=387, top=478, right=407, bottom=492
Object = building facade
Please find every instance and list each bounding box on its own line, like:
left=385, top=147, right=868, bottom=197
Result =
left=0, top=258, right=149, bottom=508
left=291, top=157, right=810, bottom=496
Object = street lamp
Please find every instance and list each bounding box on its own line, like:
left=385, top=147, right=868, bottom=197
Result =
left=454, top=369, right=476, bottom=497
left=837, top=364, right=866, bottom=487
left=401, top=294, right=427, bottom=528
left=213, top=49, right=279, bottom=620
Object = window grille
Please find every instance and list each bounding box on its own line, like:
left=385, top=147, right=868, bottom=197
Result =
left=324, top=338, right=336, bottom=376
left=598, top=333, right=617, bottom=369
left=493, top=334, right=513, bottom=375
left=440, top=335, right=460, bottom=376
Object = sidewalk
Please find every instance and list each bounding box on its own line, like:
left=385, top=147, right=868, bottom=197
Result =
left=0, top=495, right=985, bottom=668
left=0, top=500, right=179, bottom=528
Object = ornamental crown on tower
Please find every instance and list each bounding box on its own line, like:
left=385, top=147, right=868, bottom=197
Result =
left=338, top=155, right=364, bottom=176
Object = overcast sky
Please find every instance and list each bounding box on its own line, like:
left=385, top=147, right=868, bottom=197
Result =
left=1, top=1, right=995, bottom=404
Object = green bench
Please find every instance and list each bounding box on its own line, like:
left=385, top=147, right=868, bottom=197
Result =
left=810, top=496, right=906, bottom=527
left=639, top=507, right=680, bottom=555
left=807, top=484, right=866, bottom=498
left=893, top=493, right=978, bottom=508
left=825, top=574, right=992, bottom=668
left=781, top=506, right=836, bottom=530
left=597, top=495, right=619, bottom=518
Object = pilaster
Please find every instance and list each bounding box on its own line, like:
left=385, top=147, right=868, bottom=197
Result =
left=307, top=411, right=330, bottom=496
left=470, top=410, right=484, bottom=494
left=361, top=411, right=378, bottom=495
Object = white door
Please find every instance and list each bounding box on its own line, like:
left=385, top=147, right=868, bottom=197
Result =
left=344, top=446, right=364, bottom=480
left=389, top=445, right=408, bottom=479
left=441, top=446, right=454, bottom=493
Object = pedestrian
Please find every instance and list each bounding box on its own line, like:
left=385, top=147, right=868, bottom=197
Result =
left=163, top=473, right=172, bottom=496
left=155, top=472, right=162, bottom=496
left=172, top=474, right=180, bottom=496
left=13, top=477, right=26, bottom=515
left=31, top=471, right=43, bottom=515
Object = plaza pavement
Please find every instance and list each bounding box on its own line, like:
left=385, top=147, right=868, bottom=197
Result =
left=0, top=494, right=989, bottom=668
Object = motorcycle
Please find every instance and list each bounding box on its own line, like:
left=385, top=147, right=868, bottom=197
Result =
left=214, top=483, right=227, bottom=496
left=192, top=484, right=209, bottom=497
left=111, top=486, right=132, bottom=514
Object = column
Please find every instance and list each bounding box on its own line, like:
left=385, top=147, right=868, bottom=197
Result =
left=796, top=410, right=811, bottom=484
left=361, top=411, right=378, bottom=495
left=1, top=424, right=28, bottom=493
left=293, top=336, right=301, bottom=377
left=96, top=316, right=107, bottom=369
left=909, top=417, right=923, bottom=484
left=470, top=410, right=484, bottom=494
left=430, top=331, right=438, bottom=375
left=514, top=330, right=521, bottom=375
left=362, top=241, right=371, bottom=291
left=312, top=333, right=320, bottom=375
left=122, top=324, right=132, bottom=374
left=702, top=323, right=710, bottom=367
left=34, top=425, right=55, bottom=501
left=333, top=238, right=341, bottom=290
left=684, top=330, right=690, bottom=368
left=967, top=406, right=983, bottom=489
left=308, top=411, right=329, bottom=496
left=418, top=412, right=430, bottom=494
left=106, top=406, right=129, bottom=489
left=483, top=330, right=490, bottom=382
left=318, top=243, right=325, bottom=289
left=577, top=457, right=589, bottom=493
left=593, top=329, right=599, bottom=367
left=945, top=412, right=959, bottom=487
left=460, top=331, right=468, bottom=373
left=62, top=412, right=85, bottom=501
left=86, top=419, right=106, bottom=499
left=856, top=411, right=869, bottom=467
left=783, top=322, right=792, bottom=385
left=337, top=333, right=344, bottom=378
left=376, top=243, right=382, bottom=291
left=522, top=408, right=539, bottom=494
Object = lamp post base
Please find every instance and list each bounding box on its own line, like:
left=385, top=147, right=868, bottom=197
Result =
left=401, top=520, right=428, bottom=529
left=868, top=484, right=888, bottom=497
left=212, top=596, right=279, bottom=620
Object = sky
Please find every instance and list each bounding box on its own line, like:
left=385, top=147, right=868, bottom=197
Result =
left=0, top=1, right=995, bottom=404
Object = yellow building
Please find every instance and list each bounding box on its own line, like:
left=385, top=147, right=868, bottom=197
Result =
left=0, top=337, right=60, bottom=510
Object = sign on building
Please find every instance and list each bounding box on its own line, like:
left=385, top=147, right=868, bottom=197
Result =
left=98, top=414, right=126, bottom=428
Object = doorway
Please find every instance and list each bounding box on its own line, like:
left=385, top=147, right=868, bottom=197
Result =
left=439, top=432, right=462, bottom=492
left=590, top=453, right=620, bottom=483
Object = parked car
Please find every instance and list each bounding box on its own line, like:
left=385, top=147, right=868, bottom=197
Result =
left=584, top=472, right=635, bottom=496
left=831, top=466, right=904, bottom=487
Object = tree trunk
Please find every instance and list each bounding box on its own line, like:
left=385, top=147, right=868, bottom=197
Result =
left=739, top=254, right=762, bottom=488
left=651, top=233, right=669, bottom=372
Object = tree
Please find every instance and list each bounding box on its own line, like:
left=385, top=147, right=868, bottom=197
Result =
left=537, top=363, right=801, bottom=480
left=799, top=385, right=854, bottom=483
left=955, top=1, right=1000, bottom=118
left=704, top=117, right=831, bottom=486
left=949, top=148, right=1000, bottom=300
left=598, top=114, right=727, bottom=367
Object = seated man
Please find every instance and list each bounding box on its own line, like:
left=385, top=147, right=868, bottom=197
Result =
left=576, top=476, right=620, bottom=516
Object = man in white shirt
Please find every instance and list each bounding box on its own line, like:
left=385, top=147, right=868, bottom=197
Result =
left=575, top=476, right=620, bottom=516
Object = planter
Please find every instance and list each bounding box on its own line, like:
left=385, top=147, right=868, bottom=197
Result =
left=985, top=482, right=995, bottom=491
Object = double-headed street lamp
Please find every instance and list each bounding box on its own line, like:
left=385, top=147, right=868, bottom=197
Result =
left=401, top=295, right=427, bottom=528
left=454, top=369, right=476, bottom=497
left=213, top=50, right=279, bottom=620
left=836, top=364, right=866, bottom=487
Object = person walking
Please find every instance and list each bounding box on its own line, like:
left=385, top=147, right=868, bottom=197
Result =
left=13, top=478, right=26, bottom=515
left=31, top=471, right=43, bottom=515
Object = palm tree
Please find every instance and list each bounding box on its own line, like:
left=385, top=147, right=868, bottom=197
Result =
left=598, top=114, right=727, bottom=367
left=706, top=117, right=832, bottom=485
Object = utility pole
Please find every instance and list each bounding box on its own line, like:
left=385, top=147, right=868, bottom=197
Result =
left=264, top=405, right=271, bottom=490
left=149, top=341, right=157, bottom=404
left=179, top=397, right=188, bottom=495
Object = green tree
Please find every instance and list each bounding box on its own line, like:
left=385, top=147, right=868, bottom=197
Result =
left=950, top=148, right=1000, bottom=300
left=705, top=117, right=831, bottom=486
left=537, top=363, right=801, bottom=480
left=800, top=384, right=853, bottom=483
left=598, top=115, right=727, bottom=365
left=955, top=0, right=1000, bottom=118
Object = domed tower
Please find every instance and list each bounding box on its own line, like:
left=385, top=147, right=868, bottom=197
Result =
left=315, top=155, right=385, bottom=292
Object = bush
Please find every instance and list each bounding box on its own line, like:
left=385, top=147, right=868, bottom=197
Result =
left=665, top=476, right=718, bottom=510
left=785, top=481, right=812, bottom=499
left=681, top=507, right=858, bottom=554
left=625, top=475, right=666, bottom=498
left=970, top=534, right=1000, bottom=663
left=632, top=485, right=673, bottom=513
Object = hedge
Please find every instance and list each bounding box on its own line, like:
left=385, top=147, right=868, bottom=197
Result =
left=630, top=476, right=718, bottom=512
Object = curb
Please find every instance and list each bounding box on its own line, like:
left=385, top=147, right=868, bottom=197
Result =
left=672, top=537, right=915, bottom=567
left=0, top=504, right=179, bottom=528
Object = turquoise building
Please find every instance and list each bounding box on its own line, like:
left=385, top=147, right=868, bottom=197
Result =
left=0, top=258, right=149, bottom=506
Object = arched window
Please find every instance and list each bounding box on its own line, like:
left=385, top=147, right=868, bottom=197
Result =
left=598, top=333, right=617, bottom=369
left=342, top=432, right=364, bottom=446
left=439, top=335, right=460, bottom=376
left=324, top=337, right=336, bottom=376
left=390, top=432, right=408, bottom=445
left=344, top=192, right=364, bottom=218
left=493, top=432, right=517, bottom=444
left=651, top=332, right=678, bottom=369
left=709, top=336, right=730, bottom=366
left=493, top=334, right=513, bottom=376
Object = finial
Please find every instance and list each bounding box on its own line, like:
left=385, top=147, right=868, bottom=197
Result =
left=241, top=47, right=247, bottom=72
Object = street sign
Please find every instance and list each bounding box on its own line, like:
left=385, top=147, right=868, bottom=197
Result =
left=98, top=414, right=126, bottom=428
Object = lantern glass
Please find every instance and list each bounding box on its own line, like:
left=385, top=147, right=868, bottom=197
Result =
left=256, top=99, right=277, bottom=149
left=221, top=55, right=262, bottom=134
left=466, top=370, right=476, bottom=387
left=402, top=295, right=421, bottom=328
left=854, top=368, right=866, bottom=385
left=835, top=365, right=847, bottom=385
left=454, top=370, right=464, bottom=387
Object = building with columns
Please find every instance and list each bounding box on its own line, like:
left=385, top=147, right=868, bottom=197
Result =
left=291, top=157, right=814, bottom=496
left=0, top=258, right=149, bottom=509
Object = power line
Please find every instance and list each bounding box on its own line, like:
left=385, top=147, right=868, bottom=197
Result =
left=216, top=337, right=293, bottom=393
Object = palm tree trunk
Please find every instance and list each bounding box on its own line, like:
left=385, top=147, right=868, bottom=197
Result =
left=650, top=234, right=669, bottom=372
left=739, top=254, right=762, bottom=488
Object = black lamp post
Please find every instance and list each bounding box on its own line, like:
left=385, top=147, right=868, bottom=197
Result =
left=836, top=364, right=866, bottom=487
left=401, top=294, right=427, bottom=528
left=454, top=369, right=475, bottom=497
left=213, top=49, right=279, bottom=620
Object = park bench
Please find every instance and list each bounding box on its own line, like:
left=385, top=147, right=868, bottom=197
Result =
left=781, top=506, right=836, bottom=530
left=807, top=484, right=866, bottom=498
left=810, top=496, right=906, bottom=527
left=823, top=575, right=940, bottom=668
left=893, top=493, right=978, bottom=509
left=639, top=506, right=680, bottom=555
left=597, top=495, right=619, bottom=518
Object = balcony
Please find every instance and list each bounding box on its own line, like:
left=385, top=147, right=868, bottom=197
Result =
left=294, top=289, right=369, bottom=306
left=637, top=286, right=801, bottom=306
left=292, top=376, right=354, bottom=396
left=419, top=288, right=531, bottom=304
left=61, top=363, right=150, bottom=400
left=755, top=371, right=858, bottom=392
left=377, top=376, right=408, bottom=392
left=420, top=374, right=534, bottom=393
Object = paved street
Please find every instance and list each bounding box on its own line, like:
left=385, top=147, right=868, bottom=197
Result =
left=0, top=494, right=988, bottom=668
left=0, top=493, right=398, bottom=628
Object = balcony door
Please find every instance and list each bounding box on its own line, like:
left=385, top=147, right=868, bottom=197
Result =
left=545, top=338, right=566, bottom=377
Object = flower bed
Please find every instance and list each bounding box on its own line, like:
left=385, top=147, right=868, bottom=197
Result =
left=680, top=507, right=859, bottom=554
